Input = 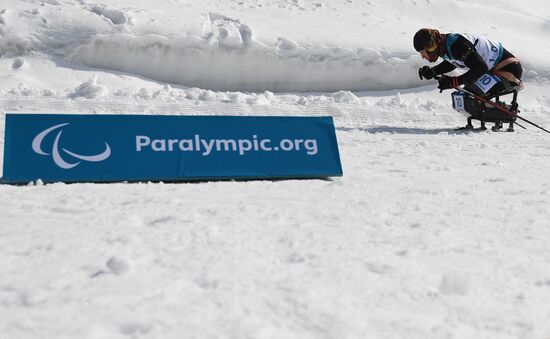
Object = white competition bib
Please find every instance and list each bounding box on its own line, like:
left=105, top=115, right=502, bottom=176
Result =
left=474, top=74, right=499, bottom=93
left=444, top=33, right=503, bottom=70
left=452, top=92, right=471, bottom=117
left=453, top=92, right=466, bottom=113
left=461, top=33, right=503, bottom=70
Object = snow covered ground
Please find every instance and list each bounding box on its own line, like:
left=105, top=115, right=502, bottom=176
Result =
left=1, top=0, right=550, bottom=338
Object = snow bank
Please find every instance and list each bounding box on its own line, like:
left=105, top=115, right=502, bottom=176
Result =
left=6, top=1, right=550, bottom=93
left=70, top=75, right=108, bottom=99
left=72, top=32, right=422, bottom=92
left=71, top=13, right=422, bottom=92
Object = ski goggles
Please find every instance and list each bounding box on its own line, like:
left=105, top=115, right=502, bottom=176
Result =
left=424, top=39, right=438, bottom=53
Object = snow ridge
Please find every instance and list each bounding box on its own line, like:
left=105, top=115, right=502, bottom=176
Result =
left=72, top=33, right=420, bottom=92
left=71, top=13, right=421, bottom=92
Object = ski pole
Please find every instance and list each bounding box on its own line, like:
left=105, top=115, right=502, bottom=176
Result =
left=514, top=115, right=549, bottom=133
left=433, top=74, right=550, bottom=134
left=454, top=86, right=550, bottom=134
left=433, top=75, right=518, bottom=119
left=514, top=121, right=527, bottom=130
left=455, top=86, right=516, bottom=118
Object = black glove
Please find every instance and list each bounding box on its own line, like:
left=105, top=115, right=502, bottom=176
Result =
left=418, top=66, right=436, bottom=80
left=437, top=76, right=460, bottom=91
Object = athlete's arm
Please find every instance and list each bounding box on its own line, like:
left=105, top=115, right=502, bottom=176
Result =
left=432, top=60, right=456, bottom=75
left=452, top=36, right=489, bottom=85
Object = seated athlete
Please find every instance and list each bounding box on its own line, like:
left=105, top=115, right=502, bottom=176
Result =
left=413, top=28, right=523, bottom=97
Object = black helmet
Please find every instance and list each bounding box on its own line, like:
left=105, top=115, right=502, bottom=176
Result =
left=413, top=28, right=443, bottom=62
left=413, top=28, right=434, bottom=52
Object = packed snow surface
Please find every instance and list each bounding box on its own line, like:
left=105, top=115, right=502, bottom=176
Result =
left=1, top=0, right=550, bottom=338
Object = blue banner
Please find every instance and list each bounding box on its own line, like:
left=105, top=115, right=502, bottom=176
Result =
left=2, top=114, right=342, bottom=183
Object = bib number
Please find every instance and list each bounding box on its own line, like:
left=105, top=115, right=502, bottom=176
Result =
left=453, top=92, right=466, bottom=113
left=474, top=74, right=499, bottom=93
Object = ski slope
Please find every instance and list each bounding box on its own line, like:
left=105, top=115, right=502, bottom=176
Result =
left=1, top=1, right=550, bottom=338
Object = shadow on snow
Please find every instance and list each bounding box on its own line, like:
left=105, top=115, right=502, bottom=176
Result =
left=337, top=126, right=474, bottom=135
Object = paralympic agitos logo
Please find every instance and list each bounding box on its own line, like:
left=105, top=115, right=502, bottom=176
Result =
left=32, top=123, right=111, bottom=169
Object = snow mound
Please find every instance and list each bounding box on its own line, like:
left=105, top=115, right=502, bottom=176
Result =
left=85, top=3, right=128, bottom=25
left=332, top=90, right=360, bottom=104
left=70, top=75, right=108, bottom=99
left=72, top=32, right=421, bottom=92
left=71, top=12, right=423, bottom=93
left=204, top=13, right=254, bottom=48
